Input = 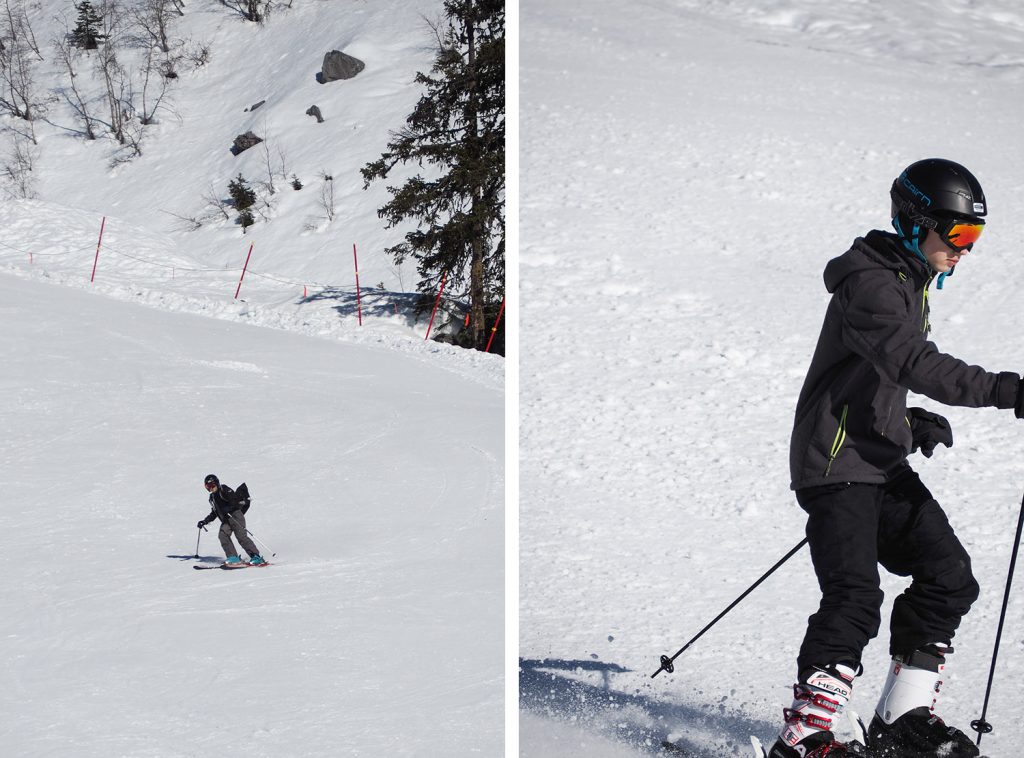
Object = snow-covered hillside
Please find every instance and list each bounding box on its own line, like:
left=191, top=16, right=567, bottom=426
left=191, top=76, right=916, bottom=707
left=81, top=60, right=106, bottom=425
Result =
left=1, top=0, right=499, bottom=351
left=520, top=1, right=1024, bottom=756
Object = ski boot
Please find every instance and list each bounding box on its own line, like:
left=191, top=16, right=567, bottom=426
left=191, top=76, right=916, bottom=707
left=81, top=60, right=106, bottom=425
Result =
left=768, top=663, right=867, bottom=758
left=249, top=554, right=267, bottom=566
left=768, top=730, right=870, bottom=757
left=868, top=707, right=978, bottom=757
left=869, top=644, right=978, bottom=757
left=224, top=555, right=244, bottom=566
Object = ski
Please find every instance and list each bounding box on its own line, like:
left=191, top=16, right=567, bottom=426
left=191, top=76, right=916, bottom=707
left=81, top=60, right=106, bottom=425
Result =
left=222, top=562, right=272, bottom=569
left=192, top=562, right=272, bottom=570
left=848, top=709, right=867, bottom=746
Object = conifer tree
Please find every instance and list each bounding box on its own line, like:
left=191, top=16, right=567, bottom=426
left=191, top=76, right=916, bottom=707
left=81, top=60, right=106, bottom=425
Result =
left=228, top=174, right=257, bottom=231
left=71, top=1, right=104, bottom=50
left=362, top=0, right=504, bottom=350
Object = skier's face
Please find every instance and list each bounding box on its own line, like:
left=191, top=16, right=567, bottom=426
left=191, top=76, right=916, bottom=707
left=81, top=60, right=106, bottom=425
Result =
left=922, top=229, right=966, bottom=273
left=205, top=482, right=218, bottom=492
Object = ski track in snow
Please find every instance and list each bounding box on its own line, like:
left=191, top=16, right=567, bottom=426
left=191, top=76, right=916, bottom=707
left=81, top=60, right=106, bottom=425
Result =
left=520, top=1, right=1024, bottom=756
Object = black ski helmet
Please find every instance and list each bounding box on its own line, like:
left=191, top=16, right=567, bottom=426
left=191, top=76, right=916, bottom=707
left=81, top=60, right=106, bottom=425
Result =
left=204, top=474, right=219, bottom=487
left=890, top=158, right=986, bottom=255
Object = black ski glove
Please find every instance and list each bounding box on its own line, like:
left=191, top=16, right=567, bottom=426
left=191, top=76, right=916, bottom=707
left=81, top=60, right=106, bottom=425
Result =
left=197, top=520, right=208, bottom=530
left=908, top=407, right=953, bottom=458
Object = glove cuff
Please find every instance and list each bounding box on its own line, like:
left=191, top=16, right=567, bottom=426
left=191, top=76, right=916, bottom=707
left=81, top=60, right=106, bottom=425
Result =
left=997, top=372, right=1021, bottom=410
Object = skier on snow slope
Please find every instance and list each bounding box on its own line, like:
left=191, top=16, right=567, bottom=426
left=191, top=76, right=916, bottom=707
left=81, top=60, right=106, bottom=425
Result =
left=769, top=159, right=1024, bottom=758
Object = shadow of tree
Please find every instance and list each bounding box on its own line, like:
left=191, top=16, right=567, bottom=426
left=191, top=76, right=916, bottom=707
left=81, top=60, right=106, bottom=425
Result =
left=300, top=286, right=453, bottom=326
left=520, top=658, right=775, bottom=757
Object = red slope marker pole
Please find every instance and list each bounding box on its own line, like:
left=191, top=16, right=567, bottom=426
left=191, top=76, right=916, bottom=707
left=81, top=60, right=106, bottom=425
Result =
left=235, top=242, right=253, bottom=299
left=485, top=298, right=506, bottom=353
left=424, top=273, right=447, bottom=341
left=90, top=216, right=106, bottom=283
left=353, top=243, right=363, bottom=326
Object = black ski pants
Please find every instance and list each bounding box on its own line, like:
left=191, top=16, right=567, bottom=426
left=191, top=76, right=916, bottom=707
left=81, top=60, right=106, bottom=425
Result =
left=795, top=468, right=979, bottom=677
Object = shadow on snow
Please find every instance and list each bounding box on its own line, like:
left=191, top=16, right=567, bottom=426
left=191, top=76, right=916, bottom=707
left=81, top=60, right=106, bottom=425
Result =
left=166, top=554, right=222, bottom=564
left=520, top=658, right=775, bottom=757
left=299, top=287, right=438, bottom=326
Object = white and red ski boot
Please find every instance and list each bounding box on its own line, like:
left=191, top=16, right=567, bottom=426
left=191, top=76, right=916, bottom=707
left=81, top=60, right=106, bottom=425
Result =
left=767, top=663, right=867, bottom=758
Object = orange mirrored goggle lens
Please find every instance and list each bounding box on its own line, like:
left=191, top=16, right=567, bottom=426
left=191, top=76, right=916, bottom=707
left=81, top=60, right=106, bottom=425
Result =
left=945, top=222, right=984, bottom=249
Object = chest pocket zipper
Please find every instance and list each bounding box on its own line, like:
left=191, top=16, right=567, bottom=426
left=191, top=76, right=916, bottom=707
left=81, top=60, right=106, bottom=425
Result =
left=824, top=404, right=849, bottom=477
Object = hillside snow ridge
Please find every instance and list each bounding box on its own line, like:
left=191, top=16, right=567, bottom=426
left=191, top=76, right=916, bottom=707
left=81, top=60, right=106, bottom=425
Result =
left=2, top=0, right=501, bottom=381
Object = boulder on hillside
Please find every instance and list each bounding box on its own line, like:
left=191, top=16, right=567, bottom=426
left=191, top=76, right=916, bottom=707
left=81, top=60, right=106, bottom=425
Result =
left=230, top=131, right=263, bottom=156
left=306, top=105, right=324, bottom=123
left=318, top=50, right=365, bottom=83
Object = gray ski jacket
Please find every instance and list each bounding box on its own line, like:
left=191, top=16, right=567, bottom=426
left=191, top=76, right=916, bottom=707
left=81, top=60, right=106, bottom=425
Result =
left=789, top=230, right=1020, bottom=490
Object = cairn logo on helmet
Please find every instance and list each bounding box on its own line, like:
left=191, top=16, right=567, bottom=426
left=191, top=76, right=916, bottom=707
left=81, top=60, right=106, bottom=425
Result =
left=898, top=173, right=933, bottom=207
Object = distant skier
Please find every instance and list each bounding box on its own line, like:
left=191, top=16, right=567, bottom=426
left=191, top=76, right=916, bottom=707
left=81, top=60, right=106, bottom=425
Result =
left=769, top=159, right=1024, bottom=758
left=197, top=474, right=266, bottom=566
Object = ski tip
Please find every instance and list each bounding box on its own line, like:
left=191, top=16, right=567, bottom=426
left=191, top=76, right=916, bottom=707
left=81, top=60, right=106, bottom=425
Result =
left=848, top=708, right=868, bottom=745
left=750, top=735, right=767, bottom=758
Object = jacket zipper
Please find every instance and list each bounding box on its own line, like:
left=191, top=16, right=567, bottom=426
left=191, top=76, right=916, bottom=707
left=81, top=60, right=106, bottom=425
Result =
left=921, top=275, right=933, bottom=333
left=824, top=404, right=849, bottom=477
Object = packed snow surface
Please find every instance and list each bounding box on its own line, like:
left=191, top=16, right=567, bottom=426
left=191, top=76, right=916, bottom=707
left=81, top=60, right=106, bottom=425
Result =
left=0, top=273, right=502, bottom=756
left=520, top=1, right=1024, bottom=756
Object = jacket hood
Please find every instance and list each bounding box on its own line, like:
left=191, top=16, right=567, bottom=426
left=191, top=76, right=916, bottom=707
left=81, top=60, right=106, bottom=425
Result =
left=823, top=230, right=928, bottom=294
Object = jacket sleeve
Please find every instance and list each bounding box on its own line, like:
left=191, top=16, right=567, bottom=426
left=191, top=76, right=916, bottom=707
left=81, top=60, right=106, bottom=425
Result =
left=199, top=508, right=216, bottom=526
left=838, top=272, right=1019, bottom=409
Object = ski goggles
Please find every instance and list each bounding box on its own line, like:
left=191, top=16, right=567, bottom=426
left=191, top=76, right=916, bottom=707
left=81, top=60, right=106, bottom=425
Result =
left=938, top=218, right=984, bottom=252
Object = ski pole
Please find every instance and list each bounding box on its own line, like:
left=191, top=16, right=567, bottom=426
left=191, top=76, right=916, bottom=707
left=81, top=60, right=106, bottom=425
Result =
left=651, top=537, right=808, bottom=678
left=195, top=525, right=206, bottom=558
left=246, top=529, right=276, bottom=558
left=229, top=514, right=276, bottom=557
left=970, top=488, right=1024, bottom=746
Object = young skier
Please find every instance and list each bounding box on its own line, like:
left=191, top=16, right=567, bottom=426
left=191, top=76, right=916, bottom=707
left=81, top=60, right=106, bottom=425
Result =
left=197, top=474, right=266, bottom=566
left=769, top=158, right=1024, bottom=758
